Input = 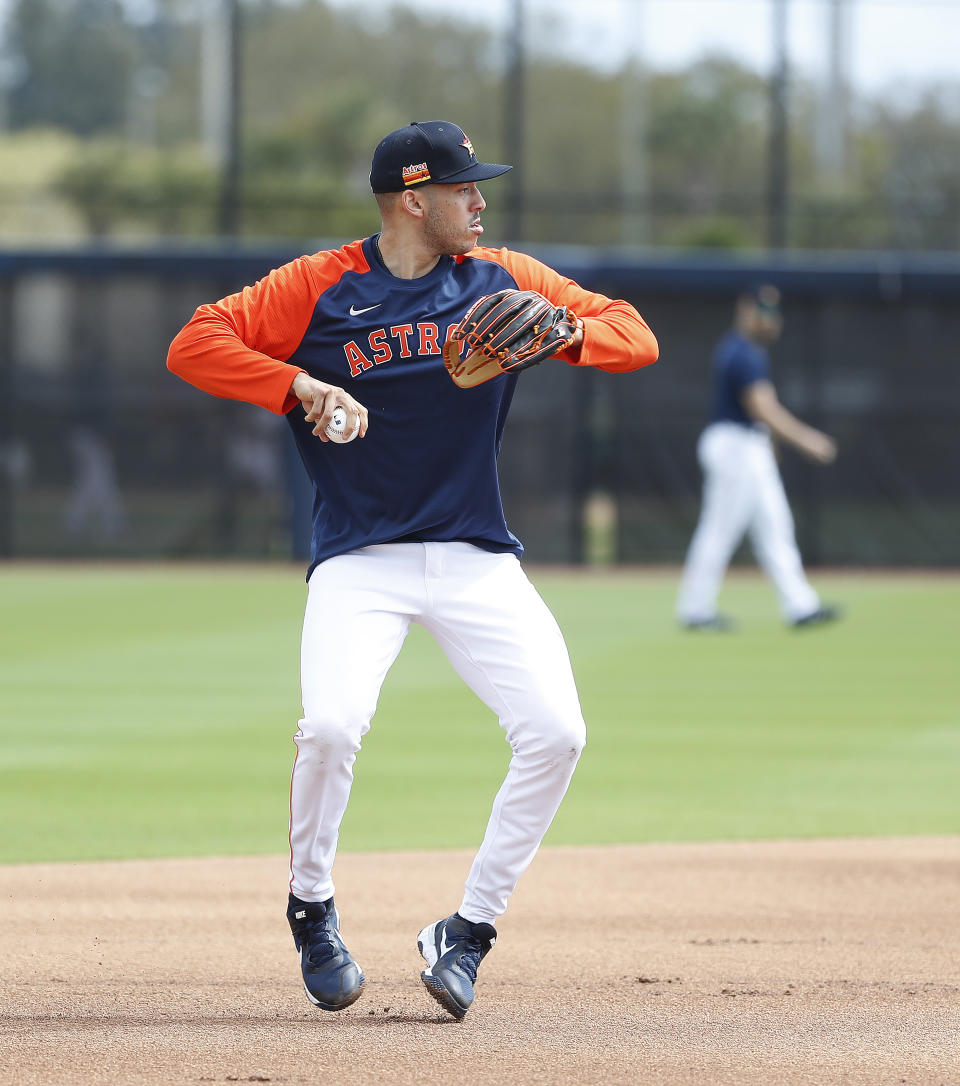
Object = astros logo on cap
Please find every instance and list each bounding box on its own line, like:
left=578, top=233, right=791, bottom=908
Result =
left=402, top=162, right=431, bottom=186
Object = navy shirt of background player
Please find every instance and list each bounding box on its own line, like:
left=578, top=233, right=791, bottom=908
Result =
left=710, top=329, right=771, bottom=429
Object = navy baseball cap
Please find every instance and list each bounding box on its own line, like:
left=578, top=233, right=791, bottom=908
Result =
left=742, top=283, right=782, bottom=313
left=370, top=120, right=512, bottom=193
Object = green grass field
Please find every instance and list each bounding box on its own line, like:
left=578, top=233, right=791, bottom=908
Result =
left=1, top=564, right=957, bottom=864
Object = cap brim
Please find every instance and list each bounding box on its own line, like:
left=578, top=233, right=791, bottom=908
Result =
left=438, top=162, right=512, bottom=184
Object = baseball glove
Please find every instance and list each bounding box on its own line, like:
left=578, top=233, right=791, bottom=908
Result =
left=443, top=289, right=580, bottom=388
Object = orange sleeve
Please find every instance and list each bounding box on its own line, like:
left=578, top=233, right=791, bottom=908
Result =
left=166, top=243, right=368, bottom=414
left=471, top=248, right=659, bottom=374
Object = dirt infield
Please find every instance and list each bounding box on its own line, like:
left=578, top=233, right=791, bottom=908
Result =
left=2, top=837, right=958, bottom=1086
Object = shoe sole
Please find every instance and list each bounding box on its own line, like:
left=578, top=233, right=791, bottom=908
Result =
left=420, top=971, right=467, bottom=1020
left=302, top=975, right=365, bottom=1012
left=417, top=923, right=469, bottom=1021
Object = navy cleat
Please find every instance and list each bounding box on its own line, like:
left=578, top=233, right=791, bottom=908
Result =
left=791, top=605, right=842, bottom=629
left=417, top=913, right=497, bottom=1020
left=681, top=613, right=736, bottom=632
left=286, top=893, right=365, bottom=1011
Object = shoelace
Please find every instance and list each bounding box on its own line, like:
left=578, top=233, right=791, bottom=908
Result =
left=301, top=919, right=337, bottom=966
left=453, top=935, right=484, bottom=982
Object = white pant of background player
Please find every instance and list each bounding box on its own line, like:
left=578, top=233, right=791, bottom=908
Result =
left=289, top=541, right=585, bottom=925
left=676, top=422, right=821, bottom=624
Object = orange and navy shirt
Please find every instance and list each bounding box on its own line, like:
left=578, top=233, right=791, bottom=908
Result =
left=167, top=235, right=658, bottom=575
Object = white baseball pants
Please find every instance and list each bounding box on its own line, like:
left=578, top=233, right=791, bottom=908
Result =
left=288, top=541, right=586, bottom=925
left=676, top=422, right=820, bottom=624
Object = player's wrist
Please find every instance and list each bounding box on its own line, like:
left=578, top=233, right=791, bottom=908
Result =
left=291, top=370, right=311, bottom=400
left=565, top=316, right=585, bottom=358
left=571, top=317, right=585, bottom=352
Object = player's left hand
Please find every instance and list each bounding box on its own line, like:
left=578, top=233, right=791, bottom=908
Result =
left=443, top=289, right=582, bottom=388
left=291, top=372, right=367, bottom=442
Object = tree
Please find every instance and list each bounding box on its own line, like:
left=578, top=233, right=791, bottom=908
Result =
left=54, top=139, right=217, bottom=236
left=4, top=0, right=137, bottom=135
left=860, top=90, right=960, bottom=249
left=2, top=0, right=959, bottom=251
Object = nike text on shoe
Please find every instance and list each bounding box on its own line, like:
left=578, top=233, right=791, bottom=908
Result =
left=417, top=913, right=497, bottom=1020
left=286, top=893, right=365, bottom=1011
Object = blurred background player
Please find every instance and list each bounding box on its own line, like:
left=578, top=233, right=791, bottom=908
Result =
left=676, top=284, right=840, bottom=631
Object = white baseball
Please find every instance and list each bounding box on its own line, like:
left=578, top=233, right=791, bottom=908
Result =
left=325, top=406, right=360, bottom=444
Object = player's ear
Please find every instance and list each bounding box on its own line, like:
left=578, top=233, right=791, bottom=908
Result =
left=400, top=188, right=428, bottom=219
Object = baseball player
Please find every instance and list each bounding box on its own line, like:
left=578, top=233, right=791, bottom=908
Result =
left=676, top=284, right=839, bottom=631
left=167, top=120, right=659, bottom=1020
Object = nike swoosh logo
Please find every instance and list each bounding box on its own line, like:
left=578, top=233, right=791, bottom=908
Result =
left=349, top=303, right=382, bottom=316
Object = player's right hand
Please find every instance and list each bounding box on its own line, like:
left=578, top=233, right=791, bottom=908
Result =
left=803, top=431, right=837, bottom=465
left=291, top=373, right=368, bottom=442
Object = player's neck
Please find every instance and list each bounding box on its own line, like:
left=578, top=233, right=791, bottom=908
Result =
left=375, top=232, right=442, bottom=281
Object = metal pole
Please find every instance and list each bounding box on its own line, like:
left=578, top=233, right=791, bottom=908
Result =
left=0, top=281, right=13, bottom=556
left=815, top=0, right=848, bottom=186
left=620, top=0, right=649, bottom=246
left=767, top=0, right=789, bottom=249
left=218, top=0, right=242, bottom=237
left=503, top=0, right=525, bottom=242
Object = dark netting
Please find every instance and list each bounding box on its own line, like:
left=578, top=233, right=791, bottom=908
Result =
left=1, top=248, right=957, bottom=566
